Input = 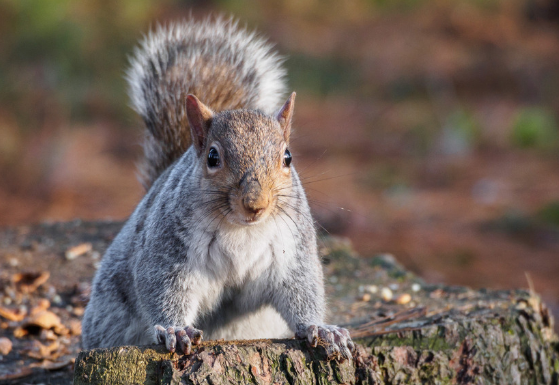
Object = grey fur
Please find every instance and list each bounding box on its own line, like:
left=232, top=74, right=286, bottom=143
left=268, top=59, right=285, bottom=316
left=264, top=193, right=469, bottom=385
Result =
left=82, top=17, right=353, bottom=360
left=127, top=16, right=286, bottom=189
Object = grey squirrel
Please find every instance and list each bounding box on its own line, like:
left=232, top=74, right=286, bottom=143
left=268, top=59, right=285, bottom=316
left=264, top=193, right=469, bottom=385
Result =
left=81, top=17, right=354, bottom=361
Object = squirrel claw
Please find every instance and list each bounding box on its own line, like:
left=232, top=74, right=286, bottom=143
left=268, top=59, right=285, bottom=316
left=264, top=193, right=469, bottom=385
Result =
left=154, top=325, right=203, bottom=355
left=176, top=329, right=191, bottom=354
left=188, top=327, right=203, bottom=345
left=165, top=326, right=177, bottom=353
left=296, top=324, right=354, bottom=362
left=306, top=325, right=319, bottom=347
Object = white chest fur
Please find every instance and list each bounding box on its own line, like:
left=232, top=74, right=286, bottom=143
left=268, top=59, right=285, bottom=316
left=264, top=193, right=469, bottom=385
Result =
left=186, top=213, right=297, bottom=314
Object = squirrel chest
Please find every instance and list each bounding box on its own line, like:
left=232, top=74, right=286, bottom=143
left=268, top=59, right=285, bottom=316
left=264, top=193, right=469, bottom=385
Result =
left=181, top=216, right=297, bottom=335
left=188, top=216, right=296, bottom=305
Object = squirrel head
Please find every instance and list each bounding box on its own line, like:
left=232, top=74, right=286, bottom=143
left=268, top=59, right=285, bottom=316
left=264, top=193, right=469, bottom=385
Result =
left=186, top=92, right=296, bottom=226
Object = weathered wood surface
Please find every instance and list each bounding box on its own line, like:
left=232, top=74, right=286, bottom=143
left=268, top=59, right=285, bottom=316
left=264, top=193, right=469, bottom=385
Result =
left=73, top=260, right=559, bottom=384
left=73, top=224, right=559, bottom=384
left=0, top=221, right=558, bottom=384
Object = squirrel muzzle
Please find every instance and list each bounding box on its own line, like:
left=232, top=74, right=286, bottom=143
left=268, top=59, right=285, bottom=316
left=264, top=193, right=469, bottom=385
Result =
left=240, top=180, right=270, bottom=222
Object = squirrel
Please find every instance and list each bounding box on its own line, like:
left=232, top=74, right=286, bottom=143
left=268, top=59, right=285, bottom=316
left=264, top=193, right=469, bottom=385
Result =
left=81, top=17, right=354, bottom=361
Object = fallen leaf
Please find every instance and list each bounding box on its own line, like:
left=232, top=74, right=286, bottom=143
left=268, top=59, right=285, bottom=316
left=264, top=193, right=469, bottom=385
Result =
left=54, top=324, right=70, bottom=336
left=0, top=366, right=33, bottom=381
left=12, top=271, right=50, bottom=293
left=72, top=306, right=84, bottom=316
left=42, top=360, right=71, bottom=370
left=22, top=310, right=68, bottom=336
left=65, top=243, right=92, bottom=260
left=27, top=310, right=61, bottom=329
left=30, top=299, right=51, bottom=316
left=41, top=340, right=60, bottom=355
left=0, top=337, right=12, bottom=355
left=13, top=326, right=28, bottom=338
left=68, top=319, right=82, bottom=336
left=31, top=357, right=73, bottom=370
left=40, top=329, right=58, bottom=341
left=25, top=340, right=62, bottom=360
left=0, top=306, right=26, bottom=322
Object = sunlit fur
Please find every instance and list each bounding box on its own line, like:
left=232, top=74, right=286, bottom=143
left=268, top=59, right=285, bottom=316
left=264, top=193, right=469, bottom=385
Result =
left=126, top=16, right=286, bottom=189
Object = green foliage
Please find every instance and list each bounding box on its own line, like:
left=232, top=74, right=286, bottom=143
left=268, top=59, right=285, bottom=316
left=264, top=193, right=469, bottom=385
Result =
left=536, top=201, right=559, bottom=228
left=438, top=109, right=483, bottom=156
left=485, top=209, right=535, bottom=236
left=362, top=164, right=408, bottom=189
left=510, top=107, right=559, bottom=149
left=286, top=54, right=359, bottom=97
left=0, top=0, right=173, bottom=127
left=446, top=109, right=482, bottom=147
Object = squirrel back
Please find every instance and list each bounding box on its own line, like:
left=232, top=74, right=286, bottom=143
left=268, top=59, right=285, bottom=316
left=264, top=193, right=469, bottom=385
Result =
left=127, top=17, right=287, bottom=188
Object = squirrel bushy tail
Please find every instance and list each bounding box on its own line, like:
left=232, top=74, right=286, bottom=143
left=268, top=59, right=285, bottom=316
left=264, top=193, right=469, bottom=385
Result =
left=127, top=17, right=287, bottom=189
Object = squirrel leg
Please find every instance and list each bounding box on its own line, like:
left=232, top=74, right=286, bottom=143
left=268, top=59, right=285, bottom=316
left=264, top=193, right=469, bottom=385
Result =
left=134, top=249, right=204, bottom=354
left=269, top=246, right=355, bottom=361
left=154, top=325, right=203, bottom=354
left=296, top=324, right=354, bottom=361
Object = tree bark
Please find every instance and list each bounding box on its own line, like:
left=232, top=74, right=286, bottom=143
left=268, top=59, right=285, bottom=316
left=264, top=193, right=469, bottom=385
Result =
left=71, top=224, right=559, bottom=385
left=73, top=288, right=559, bottom=385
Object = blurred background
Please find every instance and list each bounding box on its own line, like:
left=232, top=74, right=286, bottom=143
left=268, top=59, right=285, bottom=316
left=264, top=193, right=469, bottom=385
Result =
left=0, top=0, right=558, bottom=322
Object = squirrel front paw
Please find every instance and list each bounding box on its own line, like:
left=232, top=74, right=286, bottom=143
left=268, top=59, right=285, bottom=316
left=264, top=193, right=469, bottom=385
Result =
left=296, top=324, right=354, bottom=361
left=154, top=325, right=203, bottom=354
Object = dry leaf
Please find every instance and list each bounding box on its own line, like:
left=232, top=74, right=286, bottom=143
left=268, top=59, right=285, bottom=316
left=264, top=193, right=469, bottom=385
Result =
left=0, top=366, right=33, bottom=381
left=26, top=310, right=61, bottom=329
left=0, top=305, right=26, bottom=322
left=54, top=324, right=70, bottom=336
left=0, top=337, right=12, bottom=355
left=65, top=243, right=92, bottom=260
left=40, top=329, right=58, bottom=341
left=68, top=319, right=82, bottom=336
left=30, top=299, right=51, bottom=316
left=25, top=340, right=62, bottom=360
left=22, top=310, right=68, bottom=336
left=12, top=271, right=50, bottom=293
left=72, top=306, right=84, bottom=316
left=31, top=357, right=73, bottom=370
left=13, top=326, right=28, bottom=338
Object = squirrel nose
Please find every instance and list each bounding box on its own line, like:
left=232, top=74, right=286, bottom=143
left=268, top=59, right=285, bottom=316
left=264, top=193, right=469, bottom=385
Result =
left=241, top=180, right=269, bottom=216
left=242, top=196, right=268, bottom=216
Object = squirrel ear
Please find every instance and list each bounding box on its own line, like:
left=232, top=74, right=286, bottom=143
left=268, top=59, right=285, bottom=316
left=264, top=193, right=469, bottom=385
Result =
left=186, top=94, right=214, bottom=154
left=276, top=92, right=296, bottom=142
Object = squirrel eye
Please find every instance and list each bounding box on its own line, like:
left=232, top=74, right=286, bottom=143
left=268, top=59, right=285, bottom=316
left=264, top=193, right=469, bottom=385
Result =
left=283, top=148, right=292, bottom=167
left=207, top=147, right=220, bottom=168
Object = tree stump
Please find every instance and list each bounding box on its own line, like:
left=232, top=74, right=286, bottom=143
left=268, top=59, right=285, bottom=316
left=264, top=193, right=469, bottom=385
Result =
left=72, top=226, right=559, bottom=384
left=0, top=221, right=557, bottom=384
